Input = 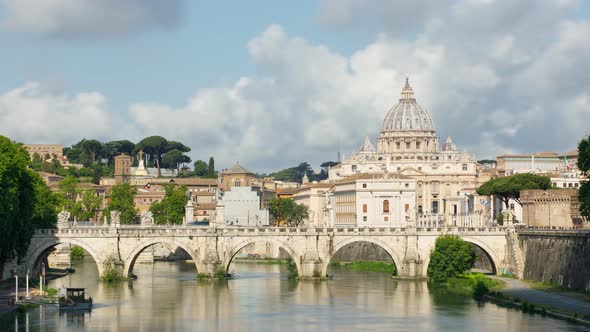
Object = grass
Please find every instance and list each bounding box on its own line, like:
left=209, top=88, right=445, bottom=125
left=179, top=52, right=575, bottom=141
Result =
left=439, top=273, right=503, bottom=297
left=101, top=267, right=123, bottom=282
left=233, top=258, right=290, bottom=265
left=330, top=260, right=397, bottom=275
left=525, top=281, right=590, bottom=303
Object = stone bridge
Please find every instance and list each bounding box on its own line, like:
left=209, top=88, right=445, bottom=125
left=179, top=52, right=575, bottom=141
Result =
left=23, top=223, right=521, bottom=279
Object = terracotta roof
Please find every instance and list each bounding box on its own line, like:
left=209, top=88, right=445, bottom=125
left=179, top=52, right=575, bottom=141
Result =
left=222, top=162, right=253, bottom=175
left=37, top=172, right=65, bottom=179
left=194, top=203, right=217, bottom=209
left=169, top=178, right=218, bottom=186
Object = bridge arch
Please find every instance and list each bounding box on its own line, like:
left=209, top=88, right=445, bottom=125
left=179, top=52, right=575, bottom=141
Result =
left=223, top=239, right=302, bottom=276
left=422, top=236, right=500, bottom=276
left=26, top=238, right=105, bottom=277
left=321, top=237, right=403, bottom=277
left=123, top=239, right=198, bottom=278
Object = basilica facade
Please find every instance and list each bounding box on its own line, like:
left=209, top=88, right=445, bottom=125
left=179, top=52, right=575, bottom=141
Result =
left=328, top=78, right=480, bottom=218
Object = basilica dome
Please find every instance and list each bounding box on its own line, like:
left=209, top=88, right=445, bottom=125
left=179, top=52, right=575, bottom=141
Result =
left=381, top=78, right=434, bottom=132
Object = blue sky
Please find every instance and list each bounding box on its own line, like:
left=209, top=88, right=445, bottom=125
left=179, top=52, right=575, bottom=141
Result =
left=1, top=0, right=589, bottom=172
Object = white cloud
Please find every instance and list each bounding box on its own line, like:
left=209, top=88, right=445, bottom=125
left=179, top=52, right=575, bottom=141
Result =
left=0, top=0, right=184, bottom=39
left=0, top=82, right=113, bottom=144
left=2, top=1, right=590, bottom=172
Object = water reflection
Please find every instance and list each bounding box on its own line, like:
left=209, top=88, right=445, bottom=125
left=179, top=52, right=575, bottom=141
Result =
left=6, top=260, right=590, bottom=332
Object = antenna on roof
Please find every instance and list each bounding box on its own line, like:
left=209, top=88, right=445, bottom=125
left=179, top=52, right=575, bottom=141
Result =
left=337, top=137, right=341, bottom=162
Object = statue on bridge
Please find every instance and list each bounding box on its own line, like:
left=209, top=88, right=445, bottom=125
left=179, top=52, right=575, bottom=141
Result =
left=58, top=209, right=71, bottom=226
left=140, top=211, right=154, bottom=225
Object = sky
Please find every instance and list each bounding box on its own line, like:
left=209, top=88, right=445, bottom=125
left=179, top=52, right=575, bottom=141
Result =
left=1, top=0, right=589, bottom=173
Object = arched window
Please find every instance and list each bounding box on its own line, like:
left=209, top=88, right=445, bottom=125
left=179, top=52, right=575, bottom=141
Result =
left=234, top=179, right=241, bottom=187
left=383, top=200, right=390, bottom=213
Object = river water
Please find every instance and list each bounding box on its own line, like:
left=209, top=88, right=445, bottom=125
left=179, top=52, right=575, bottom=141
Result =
left=6, top=260, right=590, bottom=331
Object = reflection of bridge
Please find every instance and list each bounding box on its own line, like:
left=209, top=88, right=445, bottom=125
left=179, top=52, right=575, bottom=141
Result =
left=24, top=224, right=521, bottom=279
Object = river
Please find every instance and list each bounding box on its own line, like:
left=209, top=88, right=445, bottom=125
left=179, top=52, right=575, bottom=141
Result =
left=6, top=260, right=590, bottom=331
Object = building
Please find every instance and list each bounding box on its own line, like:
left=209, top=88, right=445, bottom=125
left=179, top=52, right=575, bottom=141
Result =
left=114, top=154, right=132, bottom=184
left=331, top=174, right=416, bottom=227
left=292, top=182, right=333, bottom=227
left=497, top=151, right=579, bottom=176
left=521, top=189, right=587, bottom=228
left=217, top=187, right=269, bottom=226
left=37, top=171, right=65, bottom=186
left=24, top=144, right=63, bottom=159
left=328, top=78, right=480, bottom=221
left=220, top=162, right=257, bottom=192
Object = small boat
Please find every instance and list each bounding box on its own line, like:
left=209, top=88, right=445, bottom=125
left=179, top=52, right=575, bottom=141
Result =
left=59, top=288, right=93, bottom=310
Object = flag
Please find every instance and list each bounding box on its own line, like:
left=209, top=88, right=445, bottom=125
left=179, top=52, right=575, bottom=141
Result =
left=564, top=155, right=570, bottom=171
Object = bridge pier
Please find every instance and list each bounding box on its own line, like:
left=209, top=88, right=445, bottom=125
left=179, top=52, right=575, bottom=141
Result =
left=398, top=232, right=426, bottom=278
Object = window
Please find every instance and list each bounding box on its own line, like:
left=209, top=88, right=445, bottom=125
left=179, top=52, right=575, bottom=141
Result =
left=416, top=142, right=421, bottom=149
left=569, top=183, right=573, bottom=188
left=575, top=183, right=579, bottom=188
left=462, top=164, right=468, bottom=171
left=396, top=142, right=401, bottom=150
left=418, top=167, right=422, bottom=171
left=363, top=204, right=367, bottom=213
left=406, top=142, right=411, bottom=149
left=384, top=216, right=389, bottom=222
left=362, top=183, right=367, bottom=188
left=383, top=200, right=390, bottom=213
left=234, top=179, right=241, bottom=187
left=405, top=204, right=410, bottom=212
left=432, top=201, right=439, bottom=214
left=510, top=203, right=515, bottom=211
left=405, top=183, right=409, bottom=188
left=397, top=167, right=401, bottom=171
left=418, top=205, right=423, bottom=214
left=363, top=216, right=367, bottom=222
left=563, top=183, right=567, bottom=188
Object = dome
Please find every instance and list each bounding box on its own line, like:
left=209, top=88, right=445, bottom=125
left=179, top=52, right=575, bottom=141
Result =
left=381, top=78, right=434, bottom=132
left=359, top=136, right=376, bottom=153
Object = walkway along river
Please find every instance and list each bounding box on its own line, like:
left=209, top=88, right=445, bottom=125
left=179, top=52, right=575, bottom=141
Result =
left=4, top=260, right=590, bottom=332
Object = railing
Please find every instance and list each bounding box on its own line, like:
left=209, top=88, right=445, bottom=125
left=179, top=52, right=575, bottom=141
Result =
left=35, top=223, right=508, bottom=237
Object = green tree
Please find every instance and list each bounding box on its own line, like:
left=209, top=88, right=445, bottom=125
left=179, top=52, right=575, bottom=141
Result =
left=150, top=184, right=189, bottom=224
left=578, top=134, right=590, bottom=220
left=134, top=136, right=169, bottom=177
left=81, top=139, right=103, bottom=165
left=162, top=149, right=191, bottom=170
left=207, top=157, right=216, bottom=178
left=56, top=176, right=80, bottom=211
left=92, top=164, right=103, bottom=184
left=106, top=183, right=137, bottom=224
left=194, top=160, right=208, bottom=177
left=31, top=176, right=59, bottom=229
left=476, top=173, right=551, bottom=208
left=288, top=203, right=309, bottom=227
left=103, top=140, right=135, bottom=165
left=0, top=136, right=37, bottom=268
left=427, top=235, right=476, bottom=285
left=268, top=197, right=309, bottom=226
left=72, top=189, right=102, bottom=221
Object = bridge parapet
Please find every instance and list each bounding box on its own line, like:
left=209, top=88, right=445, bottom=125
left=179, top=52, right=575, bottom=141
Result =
left=22, top=223, right=514, bottom=280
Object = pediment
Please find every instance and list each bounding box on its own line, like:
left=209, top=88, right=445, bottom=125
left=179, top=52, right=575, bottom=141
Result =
left=399, top=167, right=425, bottom=176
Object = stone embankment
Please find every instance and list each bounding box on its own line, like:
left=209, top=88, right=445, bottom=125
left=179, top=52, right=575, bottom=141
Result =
left=518, top=230, right=590, bottom=291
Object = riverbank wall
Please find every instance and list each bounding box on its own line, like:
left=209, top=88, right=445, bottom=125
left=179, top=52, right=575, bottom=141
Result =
left=518, top=230, right=590, bottom=291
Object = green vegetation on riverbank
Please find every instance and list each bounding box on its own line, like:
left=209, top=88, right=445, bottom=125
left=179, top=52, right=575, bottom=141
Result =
left=70, top=245, right=85, bottom=261
left=439, top=272, right=503, bottom=297
left=525, top=281, right=590, bottom=303
left=330, top=260, right=397, bottom=275
left=233, top=258, right=289, bottom=265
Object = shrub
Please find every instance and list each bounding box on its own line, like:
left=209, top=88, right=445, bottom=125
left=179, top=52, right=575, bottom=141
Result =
left=287, top=258, right=298, bottom=280
left=472, top=280, right=490, bottom=300
left=427, top=235, right=475, bottom=285
left=70, top=245, right=85, bottom=261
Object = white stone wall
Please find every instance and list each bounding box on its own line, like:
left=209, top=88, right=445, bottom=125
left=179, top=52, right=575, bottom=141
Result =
left=221, top=187, right=269, bottom=226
